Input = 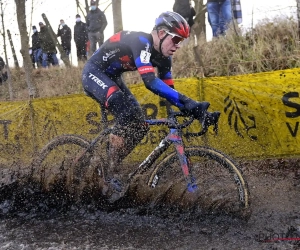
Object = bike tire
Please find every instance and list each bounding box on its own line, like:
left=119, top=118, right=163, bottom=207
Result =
left=31, top=134, right=103, bottom=195
left=146, top=146, right=251, bottom=219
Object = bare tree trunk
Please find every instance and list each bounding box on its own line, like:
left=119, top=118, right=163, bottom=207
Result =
left=0, top=1, right=13, bottom=100
left=29, top=0, right=34, bottom=35
left=0, top=1, right=8, bottom=66
left=193, top=0, right=206, bottom=40
left=297, top=0, right=300, bottom=38
left=7, top=30, right=20, bottom=69
left=112, top=0, right=123, bottom=33
left=14, top=0, right=38, bottom=98
left=84, top=0, right=89, bottom=17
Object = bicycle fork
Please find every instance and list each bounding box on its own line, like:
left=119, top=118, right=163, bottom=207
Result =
left=169, top=129, right=198, bottom=193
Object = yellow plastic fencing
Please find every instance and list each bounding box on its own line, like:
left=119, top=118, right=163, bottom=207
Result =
left=0, top=68, right=300, bottom=166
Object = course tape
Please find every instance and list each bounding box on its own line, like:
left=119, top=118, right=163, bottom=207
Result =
left=0, top=68, right=299, bottom=166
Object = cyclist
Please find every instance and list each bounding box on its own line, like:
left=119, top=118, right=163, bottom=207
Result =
left=82, top=11, right=209, bottom=202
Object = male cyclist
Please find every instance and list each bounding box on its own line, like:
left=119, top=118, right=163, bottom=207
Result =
left=82, top=11, right=209, bottom=202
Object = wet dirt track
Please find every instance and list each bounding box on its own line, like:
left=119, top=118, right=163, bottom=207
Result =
left=0, top=159, right=300, bottom=250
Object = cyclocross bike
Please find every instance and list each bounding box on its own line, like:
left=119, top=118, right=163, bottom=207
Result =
left=31, top=104, right=251, bottom=219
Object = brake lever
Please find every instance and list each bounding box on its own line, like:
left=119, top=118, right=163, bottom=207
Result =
left=210, top=111, right=221, bottom=135
left=200, top=111, right=221, bottom=135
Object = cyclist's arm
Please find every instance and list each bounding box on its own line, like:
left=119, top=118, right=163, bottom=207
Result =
left=156, top=56, right=175, bottom=89
left=141, top=72, right=186, bottom=108
left=132, top=35, right=186, bottom=108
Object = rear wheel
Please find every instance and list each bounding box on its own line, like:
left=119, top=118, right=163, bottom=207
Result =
left=146, top=146, right=251, bottom=219
left=31, top=135, right=106, bottom=196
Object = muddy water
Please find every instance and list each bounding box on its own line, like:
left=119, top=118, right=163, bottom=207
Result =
left=0, top=159, right=300, bottom=250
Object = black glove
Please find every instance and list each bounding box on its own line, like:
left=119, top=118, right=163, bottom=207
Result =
left=180, top=97, right=210, bottom=119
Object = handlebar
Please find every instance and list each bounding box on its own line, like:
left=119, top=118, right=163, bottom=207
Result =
left=145, top=109, right=221, bottom=137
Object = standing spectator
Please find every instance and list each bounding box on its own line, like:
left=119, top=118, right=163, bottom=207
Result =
left=0, top=56, right=7, bottom=84
left=31, top=25, right=42, bottom=68
left=29, top=47, right=35, bottom=69
left=173, top=0, right=191, bottom=22
left=86, top=0, right=107, bottom=57
left=232, top=0, right=243, bottom=25
left=207, top=0, right=232, bottom=37
left=38, top=22, right=59, bottom=68
left=74, top=14, right=88, bottom=62
left=57, top=19, right=72, bottom=57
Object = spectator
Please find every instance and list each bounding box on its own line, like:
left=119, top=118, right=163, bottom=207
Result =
left=31, top=25, right=42, bottom=68
left=38, top=22, right=59, bottom=68
left=74, top=14, right=88, bottom=62
left=0, top=56, right=8, bottom=84
left=173, top=0, right=191, bottom=22
left=29, top=47, right=35, bottom=69
left=86, top=0, right=107, bottom=57
left=57, top=19, right=72, bottom=57
left=232, top=0, right=243, bottom=25
left=207, top=0, right=232, bottom=37
left=188, top=0, right=196, bottom=28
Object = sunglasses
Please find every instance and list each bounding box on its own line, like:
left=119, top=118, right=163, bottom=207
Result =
left=165, top=31, right=185, bottom=45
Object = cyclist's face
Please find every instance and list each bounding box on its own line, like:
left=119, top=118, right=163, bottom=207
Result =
left=160, top=30, right=181, bottom=57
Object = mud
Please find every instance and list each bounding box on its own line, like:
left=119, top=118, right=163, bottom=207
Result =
left=0, top=158, right=299, bottom=249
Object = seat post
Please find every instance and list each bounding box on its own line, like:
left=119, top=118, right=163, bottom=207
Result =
left=100, top=103, right=108, bottom=130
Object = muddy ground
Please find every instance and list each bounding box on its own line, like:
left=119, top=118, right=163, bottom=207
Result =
left=0, top=158, right=299, bottom=250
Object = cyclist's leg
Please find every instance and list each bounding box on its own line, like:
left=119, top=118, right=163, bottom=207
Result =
left=107, top=77, right=149, bottom=173
left=82, top=66, right=149, bottom=179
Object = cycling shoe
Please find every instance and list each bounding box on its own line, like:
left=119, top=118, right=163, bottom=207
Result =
left=187, top=177, right=198, bottom=193
left=187, top=182, right=198, bottom=193
left=102, top=177, right=125, bottom=203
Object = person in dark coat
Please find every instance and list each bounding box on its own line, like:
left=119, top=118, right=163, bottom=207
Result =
left=74, top=14, right=88, bottom=62
left=86, top=0, right=107, bottom=57
left=38, top=22, right=59, bottom=68
left=0, top=56, right=7, bottom=84
left=173, top=0, right=191, bottom=21
left=31, top=25, right=42, bottom=68
left=57, top=19, right=72, bottom=57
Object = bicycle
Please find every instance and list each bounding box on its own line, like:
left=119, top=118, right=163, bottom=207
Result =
left=30, top=104, right=251, bottom=219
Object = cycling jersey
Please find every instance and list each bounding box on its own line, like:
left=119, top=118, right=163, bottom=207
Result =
left=82, top=30, right=186, bottom=109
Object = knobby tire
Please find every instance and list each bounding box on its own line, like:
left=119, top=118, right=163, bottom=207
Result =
left=147, top=146, right=251, bottom=219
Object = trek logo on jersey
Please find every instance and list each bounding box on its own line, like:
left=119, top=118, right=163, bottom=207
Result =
left=88, top=73, right=108, bottom=89
left=140, top=50, right=151, bottom=64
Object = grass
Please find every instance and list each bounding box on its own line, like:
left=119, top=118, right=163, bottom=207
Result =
left=1, top=17, right=299, bottom=101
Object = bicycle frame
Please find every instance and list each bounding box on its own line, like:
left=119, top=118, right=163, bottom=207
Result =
left=129, top=121, right=194, bottom=186
left=82, top=104, right=215, bottom=188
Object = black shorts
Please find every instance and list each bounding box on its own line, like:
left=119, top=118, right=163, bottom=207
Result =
left=82, top=63, right=148, bottom=139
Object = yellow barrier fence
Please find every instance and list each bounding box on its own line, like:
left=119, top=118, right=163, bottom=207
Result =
left=0, top=68, right=299, bottom=166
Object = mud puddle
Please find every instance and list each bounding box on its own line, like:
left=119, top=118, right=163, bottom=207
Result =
left=0, top=159, right=299, bottom=250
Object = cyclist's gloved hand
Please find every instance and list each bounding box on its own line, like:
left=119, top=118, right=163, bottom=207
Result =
left=180, top=98, right=210, bottom=119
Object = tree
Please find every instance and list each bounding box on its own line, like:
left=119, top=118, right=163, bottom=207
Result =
left=0, top=0, right=13, bottom=100
left=297, top=0, right=300, bottom=38
left=14, top=0, right=38, bottom=98
left=193, top=0, right=206, bottom=40
left=112, top=0, right=123, bottom=33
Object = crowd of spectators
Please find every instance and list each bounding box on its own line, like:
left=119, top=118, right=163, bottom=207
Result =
left=3, top=0, right=242, bottom=71
left=29, top=0, right=107, bottom=69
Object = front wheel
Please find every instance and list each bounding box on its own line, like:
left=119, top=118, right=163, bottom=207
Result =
left=146, top=146, right=251, bottom=219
